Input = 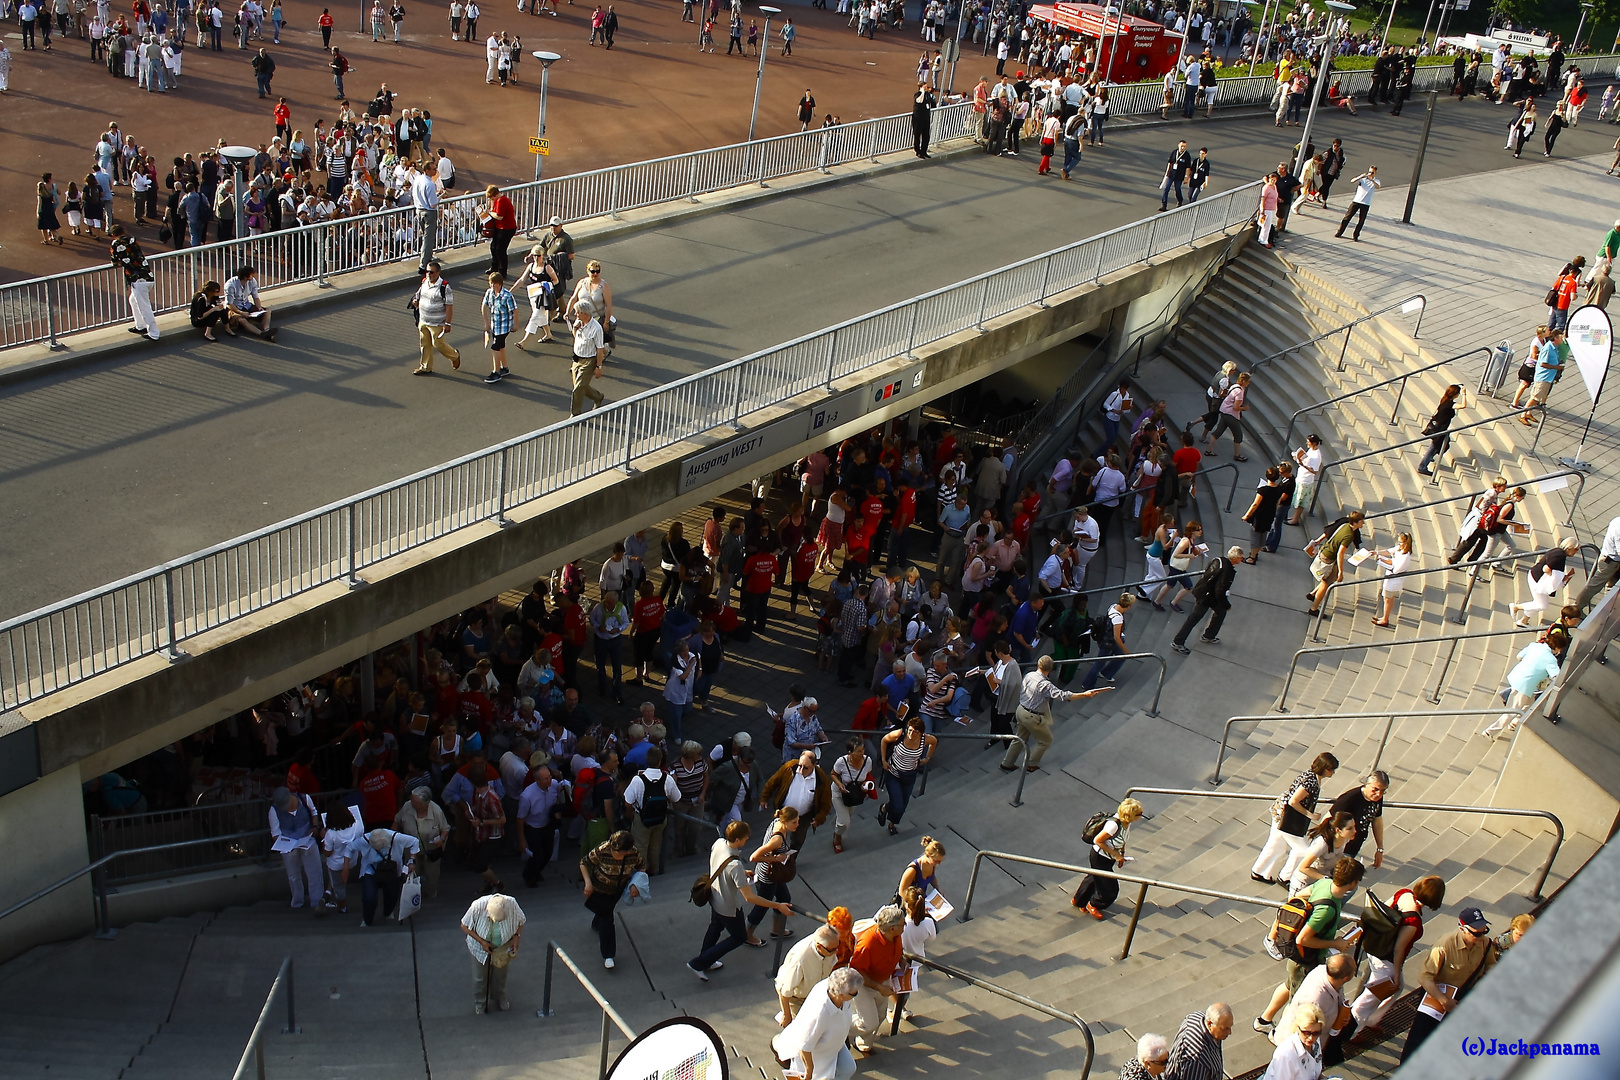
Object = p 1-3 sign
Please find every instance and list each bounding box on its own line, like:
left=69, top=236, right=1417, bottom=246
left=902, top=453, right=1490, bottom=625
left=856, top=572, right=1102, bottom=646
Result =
left=528, top=137, right=551, bottom=155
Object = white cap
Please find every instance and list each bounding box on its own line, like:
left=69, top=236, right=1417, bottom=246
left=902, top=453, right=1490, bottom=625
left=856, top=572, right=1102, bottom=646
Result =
left=549, top=215, right=563, bottom=226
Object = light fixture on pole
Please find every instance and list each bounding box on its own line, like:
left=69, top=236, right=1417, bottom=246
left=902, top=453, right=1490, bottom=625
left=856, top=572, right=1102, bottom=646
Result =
left=1102, top=4, right=1122, bottom=86
left=1381, top=0, right=1398, bottom=46
left=531, top=50, right=562, bottom=185
left=1558, top=304, right=1613, bottom=473
left=1292, top=0, right=1355, bottom=173
left=749, top=6, right=782, bottom=150
left=1574, top=2, right=1595, bottom=50
left=219, top=145, right=256, bottom=246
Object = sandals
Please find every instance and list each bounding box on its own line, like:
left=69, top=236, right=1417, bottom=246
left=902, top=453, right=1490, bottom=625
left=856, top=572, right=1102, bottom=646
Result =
left=1372, top=619, right=1391, bottom=628
left=1306, top=609, right=1321, bottom=617
left=1233, top=455, right=1250, bottom=462
left=1242, top=555, right=1258, bottom=564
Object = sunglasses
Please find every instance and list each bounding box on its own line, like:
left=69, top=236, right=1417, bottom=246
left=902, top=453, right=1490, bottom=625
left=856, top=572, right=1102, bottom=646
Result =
left=1300, top=1028, right=1324, bottom=1038
left=589, top=268, right=601, bottom=273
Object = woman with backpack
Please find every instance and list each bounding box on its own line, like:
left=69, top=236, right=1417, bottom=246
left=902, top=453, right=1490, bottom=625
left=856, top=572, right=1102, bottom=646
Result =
left=1349, top=875, right=1446, bottom=1036
left=1250, top=752, right=1338, bottom=885
left=1447, top=486, right=1525, bottom=567
left=1071, top=798, right=1143, bottom=918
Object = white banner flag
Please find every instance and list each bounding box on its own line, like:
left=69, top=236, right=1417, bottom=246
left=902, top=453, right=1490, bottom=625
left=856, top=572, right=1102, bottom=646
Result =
left=1564, top=304, right=1613, bottom=407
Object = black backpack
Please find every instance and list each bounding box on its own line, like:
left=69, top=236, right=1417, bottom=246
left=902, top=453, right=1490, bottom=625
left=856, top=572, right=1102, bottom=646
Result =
left=1081, top=812, right=1116, bottom=844
left=636, top=771, right=669, bottom=828
left=1091, top=613, right=1116, bottom=647
left=1192, top=558, right=1227, bottom=602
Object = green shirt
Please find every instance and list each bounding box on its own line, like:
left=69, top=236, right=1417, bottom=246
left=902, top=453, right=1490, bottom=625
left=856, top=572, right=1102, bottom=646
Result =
left=1601, top=227, right=1620, bottom=264
left=1303, top=878, right=1345, bottom=962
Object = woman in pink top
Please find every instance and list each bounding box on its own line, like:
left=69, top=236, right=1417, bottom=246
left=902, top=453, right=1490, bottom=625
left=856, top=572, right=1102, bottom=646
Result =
left=1257, top=173, right=1279, bottom=248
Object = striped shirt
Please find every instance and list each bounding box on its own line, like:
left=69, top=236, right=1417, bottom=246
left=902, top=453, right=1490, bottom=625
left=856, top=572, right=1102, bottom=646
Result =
left=483, top=287, right=517, bottom=335
left=1166, top=1013, right=1223, bottom=1080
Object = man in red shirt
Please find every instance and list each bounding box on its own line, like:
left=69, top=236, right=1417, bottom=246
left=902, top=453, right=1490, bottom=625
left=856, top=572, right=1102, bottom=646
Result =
left=358, top=763, right=402, bottom=827
left=888, top=480, right=917, bottom=567
left=272, top=97, right=291, bottom=142
left=1009, top=499, right=1033, bottom=551
left=860, top=485, right=889, bottom=562
left=741, top=544, right=780, bottom=636
left=560, top=594, right=587, bottom=690
left=789, top=538, right=818, bottom=616
left=631, top=579, right=664, bottom=685
left=1551, top=268, right=1580, bottom=332
left=1172, top=431, right=1203, bottom=516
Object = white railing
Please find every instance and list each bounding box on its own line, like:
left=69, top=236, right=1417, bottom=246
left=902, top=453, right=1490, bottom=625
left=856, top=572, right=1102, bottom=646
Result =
left=0, top=182, right=1260, bottom=711
left=0, top=104, right=978, bottom=350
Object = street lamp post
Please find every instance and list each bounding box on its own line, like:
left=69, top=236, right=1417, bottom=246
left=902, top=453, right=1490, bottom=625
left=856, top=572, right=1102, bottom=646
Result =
left=1248, top=0, right=1277, bottom=75
left=1574, top=2, right=1594, bottom=50
left=532, top=50, right=562, bottom=184
left=1292, top=1, right=1355, bottom=173
left=748, top=5, right=782, bottom=164
left=1381, top=0, right=1397, bottom=46
left=219, top=145, right=256, bottom=246
left=1102, top=4, right=1125, bottom=86
left=946, top=1, right=968, bottom=94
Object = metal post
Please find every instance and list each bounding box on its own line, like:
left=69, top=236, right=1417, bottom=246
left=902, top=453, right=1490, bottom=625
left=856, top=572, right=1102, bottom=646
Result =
left=730, top=366, right=745, bottom=429
left=1371, top=714, right=1396, bottom=774
left=1529, top=405, right=1548, bottom=456
left=359, top=652, right=375, bottom=715
left=1336, top=323, right=1353, bottom=372
left=1093, top=240, right=1106, bottom=283
left=1037, top=255, right=1052, bottom=308
left=1391, top=374, right=1408, bottom=423
left=976, top=277, right=990, bottom=330
left=959, top=851, right=984, bottom=921
left=163, top=570, right=182, bottom=660
left=1143, top=217, right=1158, bottom=261
left=316, top=229, right=328, bottom=287
left=1011, top=737, right=1031, bottom=807
left=1401, top=92, right=1439, bottom=225
left=496, top=447, right=510, bottom=526
left=1430, top=638, right=1460, bottom=704
left=824, top=330, right=839, bottom=388
left=540, top=944, right=555, bottom=1017
left=687, top=156, right=699, bottom=202
left=867, top=121, right=879, bottom=163
left=1119, top=882, right=1150, bottom=960
left=609, top=172, right=620, bottom=219
left=91, top=864, right=117, bottom=940
left=747, top=10, right=778, bottom=148
left=255, top=1038, right=265, bottom=1080
left=346, top=503, right=360, bottom=586
left=622, top=409, right=635, bottom=475
left=597, top=1010, right=611, bottom=1080
left=905, top=304, right=920, bottom=358
left=45, top=285, right=61, bottom=349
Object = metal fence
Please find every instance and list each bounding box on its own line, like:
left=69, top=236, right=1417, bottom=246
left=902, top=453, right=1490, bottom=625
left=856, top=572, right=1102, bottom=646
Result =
left=0, top=104, right=979, bottom=350
left=0, top=182, right=1261, bottom=711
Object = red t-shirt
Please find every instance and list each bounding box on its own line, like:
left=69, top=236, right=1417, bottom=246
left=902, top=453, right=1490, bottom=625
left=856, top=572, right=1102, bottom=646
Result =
left=491, top=194, right=517, bottom=231
left=1022, top=492, right=1042, bottom=518
left=1011, top=511, right=1032, bottom=550
left=743, top=552, right=779, bottom=594
left=273, top=103, right=290, bottom=126
left=792, top=540, right=818, bottom=583
left=851, top=697, right=886, bottom=731
left=434, top=681, right=459, bottom=719
left=359, top=769, right=400, bottom=824
left=459, top=690, right=494, bottom=727
left=286, top=762, right=321, bottom=795
left=563, top=605, right=588, bottom=646
left=1173, top=447, right=1203, bottom=475
left=846, top=527, right=871, bottom=562
left=860, top=496, right=886, bottom=534
left=633, top=596, right=665, bottom=633
left=892, top=489, right=917, bottom=531
left=713, top=606, right=740, bottom=633
left=1556, top=273, right=1579, bottom=311
left=541, top=631, right=564, bottom=668
left=318, top=11, right=333, bottom=25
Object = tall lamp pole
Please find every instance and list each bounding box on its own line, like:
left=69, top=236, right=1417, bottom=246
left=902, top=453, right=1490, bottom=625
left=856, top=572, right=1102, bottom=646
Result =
left=1248, top=0, right=1276, bottom=76
left=946, top=0, right=968, bottom=94
left=220, top=145, right=255, bottom=246
left=531, top=51, right=562, bottom=184
left=1574, top=2, right=1594, bottom=50
left=1102, top=4, right=1122, bottom=86
left=749, top=6, right=782, bottom=146
left=1292, top=1, right=1355, bottom=173
left=1381, top=0, right=1397, bottom=46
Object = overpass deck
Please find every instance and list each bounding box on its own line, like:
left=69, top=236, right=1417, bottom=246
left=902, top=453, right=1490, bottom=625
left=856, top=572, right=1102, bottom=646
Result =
left=0, top=100, right=1602, bottom=626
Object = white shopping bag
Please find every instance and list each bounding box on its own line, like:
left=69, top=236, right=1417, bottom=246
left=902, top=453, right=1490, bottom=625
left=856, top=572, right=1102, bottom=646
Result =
left=397, top=875, right=423, bottom=921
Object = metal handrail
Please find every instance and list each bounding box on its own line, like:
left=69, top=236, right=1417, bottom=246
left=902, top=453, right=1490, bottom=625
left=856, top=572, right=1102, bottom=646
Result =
left=820, top=729, right=1032, bottom=807
left=1276, top=626, right=1545, bottom=711
left=909, top=953, right=1097, bottom=1080
left=1308, top=548, right=1535, bottom=644
left=538, top=940, right=637, bottom=1080
left=959, top=849, right=1322, bottom=960
left=1308, top=405, right=1549, bottom=516
left=1211, top=706, right=1541, bottom=786
left=1118, top=787, right=1565, bottom=901
left=1033, top=462, right=1241, bottom=527
left=1047, top=652, right=1167, bottom=717
left=1358, top=469, right=1587, bottom=530
left=0, top=181, right=1263, bottom=713
left=0, top=829, right=264, bottom=938
left=1251, top=293, right=1427, bottom=375
left=230, top=956, right=299, bottom=1080
left=1279, top=345, right=1492, bottom=450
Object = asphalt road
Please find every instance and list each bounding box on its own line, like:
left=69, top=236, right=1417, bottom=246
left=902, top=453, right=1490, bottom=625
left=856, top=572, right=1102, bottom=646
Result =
left=1, top=94, right=1613, bottom=621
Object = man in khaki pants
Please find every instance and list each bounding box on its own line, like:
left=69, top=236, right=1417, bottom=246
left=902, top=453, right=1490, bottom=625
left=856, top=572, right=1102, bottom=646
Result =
left=999, top=655, right=1112, bottom=772
left=411, top=260, right=461, bottom=375
left=570, top=299, right=607, bottom=414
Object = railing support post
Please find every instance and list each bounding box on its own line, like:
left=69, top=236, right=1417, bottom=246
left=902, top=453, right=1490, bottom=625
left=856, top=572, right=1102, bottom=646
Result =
left=597, top=1010, right=612, bottom=1080
left=687, top=157, right=699, bottom=202
left=540, top=944, right=556, bottom=1017
left=1093, top=240, right=1106, bottom=283
left=824, top=330, right=839, bottom=389
left=45, top=285, right=63, bottom=350
left=609, top=172, right=621, bottom=219
left=1337, top=324, right=1353, bottom=372
left=1391, top=374, right=1408, bottom=424
left=959, top=852, right=984, bottom=922
left=905, top=304, right=920, bottom=359
left=1037, top=255, right=1052, bottom=308
left=1143, top=217, right=1158, bottom=261
left=1529, top=405, right=1548, bottom=456
left=622, top=411, right=635, bottom=475
left=730, top=367, right=745, bottom=431
left=868, top=121, right=879, bottom=163
left=1011, top=737, right=1030, bottom=807
left=976, top=278, right=990, bottom=331
left=315, top=235, right=328, bottom=287
left=162, top=570, right=184, bottom=662
left=91, top=864, right=117, bottom=940
left=1371, top=715, right=1396, bottom=775
left=496, top=447, right=510, bottom=527
left=282, top=959, right=298, bottom=1035
left=1119, top=882, right=1150, bottom=960
left=346, top=503, right=362, bottom=587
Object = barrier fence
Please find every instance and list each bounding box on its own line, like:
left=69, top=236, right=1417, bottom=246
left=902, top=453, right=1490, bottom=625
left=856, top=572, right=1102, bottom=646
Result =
left=0, top=182, right=1260, bottom=711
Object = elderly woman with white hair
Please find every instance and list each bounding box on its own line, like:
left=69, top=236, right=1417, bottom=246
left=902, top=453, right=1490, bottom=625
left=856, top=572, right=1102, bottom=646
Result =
left=1262, top=1001, right=1325, bottom=1080
left=268, top=786, right=323, bottom=911
left=1119, top=1033, right=1170, bottom=1079
left=393, top=786, right=450, bottom=899
left=462, top=892, right=527, bottom=1014
left=1511, top=538, right=1581, bottom=627
left=772, top=967, right=864, bottom=1080
left=351, top=827, right=421, bottom=926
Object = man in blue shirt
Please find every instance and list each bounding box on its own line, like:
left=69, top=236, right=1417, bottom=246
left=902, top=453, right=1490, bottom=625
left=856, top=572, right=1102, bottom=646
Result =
left=590, top=590, right=631, bottom=704
left=1521, top=328, right=1565, bottom=425
left=937, top=493, right=972, bottom=589
left=881, top=660, right=917, bottom=716
left=1010, top=595, right=1044, bottom=663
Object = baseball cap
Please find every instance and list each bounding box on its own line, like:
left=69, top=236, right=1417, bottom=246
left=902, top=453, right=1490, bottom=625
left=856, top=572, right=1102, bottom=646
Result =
left=734, top=731, right=753, bottom=748
left=1458, top=907, right=1490, bottom=932
left=549, top=215, right=562, bottom=226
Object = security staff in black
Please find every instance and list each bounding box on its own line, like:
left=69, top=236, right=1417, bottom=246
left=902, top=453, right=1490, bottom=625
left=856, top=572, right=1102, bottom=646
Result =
left=1171, top=546, right=1240, bottom=653
left=912, top=83, right=937, bottom=159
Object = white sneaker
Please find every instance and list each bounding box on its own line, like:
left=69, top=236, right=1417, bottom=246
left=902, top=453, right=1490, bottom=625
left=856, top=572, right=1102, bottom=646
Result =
left=854, top=1037, right=876, bottom=1054
left=603, top=957, right=615, bottom=969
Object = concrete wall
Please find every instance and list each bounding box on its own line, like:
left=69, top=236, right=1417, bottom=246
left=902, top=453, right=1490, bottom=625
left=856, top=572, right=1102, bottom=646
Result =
left=0, top=765, right=94, bottom=962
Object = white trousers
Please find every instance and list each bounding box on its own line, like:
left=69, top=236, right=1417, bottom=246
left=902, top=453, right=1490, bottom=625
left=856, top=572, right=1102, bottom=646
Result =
left=1251, top=823, right=1302, bottom=879
left=1350, top=953, right=1400, bottom=1028
left=128, top=279, right=159, bottom=337
left=850, top=985, right=889, bottom=1038
left=1257, top=209, right=1277, bottom=245
left=281, top=845, right=323, bottom=907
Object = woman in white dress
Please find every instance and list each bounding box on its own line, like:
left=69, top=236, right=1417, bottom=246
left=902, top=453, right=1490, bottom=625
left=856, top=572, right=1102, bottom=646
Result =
left=1511, top=538, right=1579, bottom=627
left=1372, top=532, right=1413, bottom=628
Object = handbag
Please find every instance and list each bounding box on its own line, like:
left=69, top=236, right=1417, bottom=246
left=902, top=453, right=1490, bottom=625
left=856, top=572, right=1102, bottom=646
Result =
left=397, top=874, right=422, bottom=921
left=690, top=853, right=738, bottom=907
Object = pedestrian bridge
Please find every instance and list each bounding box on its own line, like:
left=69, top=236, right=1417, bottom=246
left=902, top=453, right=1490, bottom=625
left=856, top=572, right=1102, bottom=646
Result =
left=0, top=125, right=1258, bottom=955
